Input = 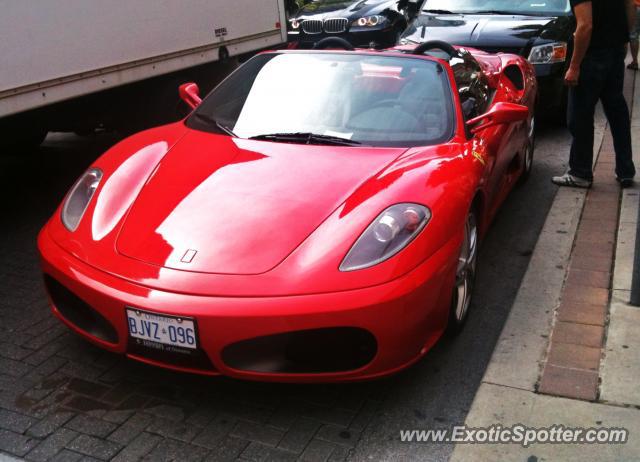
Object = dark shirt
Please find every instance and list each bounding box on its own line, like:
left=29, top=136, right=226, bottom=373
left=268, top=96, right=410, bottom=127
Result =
left=570, top=0, right=630, bottom=50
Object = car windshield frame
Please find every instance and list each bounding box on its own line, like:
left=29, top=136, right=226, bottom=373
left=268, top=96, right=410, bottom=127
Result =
left=186, top=51, right=457, bottom=148
left=422, top=0, right=571, bottom=17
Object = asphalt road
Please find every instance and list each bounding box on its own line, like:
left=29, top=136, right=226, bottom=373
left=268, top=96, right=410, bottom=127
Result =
left=0, top=122, right=570, bottom=462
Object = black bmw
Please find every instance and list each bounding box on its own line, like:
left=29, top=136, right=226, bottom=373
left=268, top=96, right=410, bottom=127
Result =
left=287, top=0, right=422, bottom=49
left=400, top=0, right=575, bottom=116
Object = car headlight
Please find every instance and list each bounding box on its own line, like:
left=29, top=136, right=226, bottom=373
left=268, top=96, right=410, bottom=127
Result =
left=290, top=19, right=301, bottom=30
left=61, top=168, right=103, bottom=231
left=528, top=42, right=567, bottom=64
left=340, top=203, right=431, bottom=272
left=353, top=15, right=385, bottom=27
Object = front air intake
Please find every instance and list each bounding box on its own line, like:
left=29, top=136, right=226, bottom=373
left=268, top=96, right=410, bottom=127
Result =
left=222, top=327, right=377, bottom=374
left=43, top=275, right=118, bottom=344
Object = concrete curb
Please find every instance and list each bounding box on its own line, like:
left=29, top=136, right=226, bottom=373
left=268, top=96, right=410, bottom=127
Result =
left=481, top=186, right=586, bottom=392
left=468, top=119, right=606, bottom=395
left=599, top=81, right=640, bottom=409
left=472, top=101, right=608, bottom=395
left=451, top=72, right=640, bottom=461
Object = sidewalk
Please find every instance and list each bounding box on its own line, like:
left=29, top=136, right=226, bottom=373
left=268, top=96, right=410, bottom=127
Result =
left=451, top=72, right=640, bottom=460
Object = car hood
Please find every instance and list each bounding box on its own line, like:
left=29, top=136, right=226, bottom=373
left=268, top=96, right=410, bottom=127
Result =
left=402, top=13, right=560, bottom=54
left=295, top=0, right=393, bottom=20
left=115, top=130, right=407, bottom=275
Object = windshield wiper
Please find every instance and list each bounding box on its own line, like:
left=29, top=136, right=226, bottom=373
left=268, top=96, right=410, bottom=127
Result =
left=423, top=8, right=529, bottom=16
left=423, top=9, right=456, bottom=14
left=249, top=132, right=361, bottom=146
left=193, top=113, right=237, bottom=137
left=464, top=10, right=526, bottom=15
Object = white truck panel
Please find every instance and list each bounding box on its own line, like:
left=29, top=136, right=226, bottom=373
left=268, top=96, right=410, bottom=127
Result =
left=0, top=0, right=287, bottom=117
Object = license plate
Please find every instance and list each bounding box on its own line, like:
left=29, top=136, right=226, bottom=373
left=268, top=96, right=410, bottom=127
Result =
left=126, top=308, right=198, bottom=350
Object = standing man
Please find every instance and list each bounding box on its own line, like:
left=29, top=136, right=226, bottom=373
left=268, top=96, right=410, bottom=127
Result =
left=552, top=0, right=637, bottom=188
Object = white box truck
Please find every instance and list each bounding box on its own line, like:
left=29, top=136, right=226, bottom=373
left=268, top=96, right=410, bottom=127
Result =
left=0, top=0, right=287, bottom=148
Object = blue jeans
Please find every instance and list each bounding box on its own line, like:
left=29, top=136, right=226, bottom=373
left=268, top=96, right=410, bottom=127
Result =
left=568, top=46, right=636, bottom=181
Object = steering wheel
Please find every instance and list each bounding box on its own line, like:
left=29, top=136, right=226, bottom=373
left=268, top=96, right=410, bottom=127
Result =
left=313, top=37, right=355, bottom=51
left=412, top=40, right=458, bottom=59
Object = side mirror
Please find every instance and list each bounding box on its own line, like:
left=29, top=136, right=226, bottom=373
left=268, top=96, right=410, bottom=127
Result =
left=466, top=102, right=529, bottom=134
left=179, top=82, right=202, bottom=110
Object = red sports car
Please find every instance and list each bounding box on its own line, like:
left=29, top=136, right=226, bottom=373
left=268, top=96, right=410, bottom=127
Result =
left=38, top=39, right=536, bottom=382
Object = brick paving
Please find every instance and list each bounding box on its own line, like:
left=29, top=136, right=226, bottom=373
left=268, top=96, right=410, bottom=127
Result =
left=538, top=76, right=636, bottom=401
left=0, top=137, right=391, bottom=461
left=538, top=136, right=618, bottom=401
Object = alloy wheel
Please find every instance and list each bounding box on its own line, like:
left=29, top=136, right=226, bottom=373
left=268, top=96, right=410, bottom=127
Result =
left=453, top=211, right=478, bottom=324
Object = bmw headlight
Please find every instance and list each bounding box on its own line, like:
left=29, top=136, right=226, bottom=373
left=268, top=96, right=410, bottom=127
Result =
left=340, top=203, right=431, bottom=272
left=353, top=15, right=385, bottom=27
left=290, top=18, right=301, bottom=30
left=61, top=168, right=103, bottom=232
left=528, top=42, right=567, bottom=64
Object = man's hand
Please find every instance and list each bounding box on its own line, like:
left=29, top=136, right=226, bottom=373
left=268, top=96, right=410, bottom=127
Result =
left=565, top=66, right=580, bottom=86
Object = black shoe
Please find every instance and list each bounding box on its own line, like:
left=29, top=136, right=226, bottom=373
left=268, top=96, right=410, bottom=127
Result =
left=616, top=177, right=634, bottom=188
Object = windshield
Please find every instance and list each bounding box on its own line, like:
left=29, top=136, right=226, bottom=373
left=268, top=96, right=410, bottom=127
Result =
left=188, top=53, right=455, bottom=147
left=423, top=0, right=570, bottom=16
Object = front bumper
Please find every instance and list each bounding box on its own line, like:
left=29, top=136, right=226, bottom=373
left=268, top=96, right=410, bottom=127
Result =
left=38, top=227, right=458, bottom=383
left=533, top=62, right=567, bottom=112
left=287, top=28, right=398, bottom=49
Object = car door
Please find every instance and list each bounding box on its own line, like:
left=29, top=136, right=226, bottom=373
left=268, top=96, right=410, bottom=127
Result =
left=455, top=58, right=511, bottom=214
left=469, top=64, right=530, bottom=217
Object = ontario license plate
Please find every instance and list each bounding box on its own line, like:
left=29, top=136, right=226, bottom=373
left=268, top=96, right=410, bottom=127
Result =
left=126, top=308, right=198, bottom=350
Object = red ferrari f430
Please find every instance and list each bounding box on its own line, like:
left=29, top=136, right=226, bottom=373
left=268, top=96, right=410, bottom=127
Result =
left=39, top=39, right=536, bottom=382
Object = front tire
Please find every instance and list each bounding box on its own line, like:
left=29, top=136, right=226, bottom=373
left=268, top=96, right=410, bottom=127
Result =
left=518, top=116, right=536, bottom=184
left=446, top=209, right=479, bottom=335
